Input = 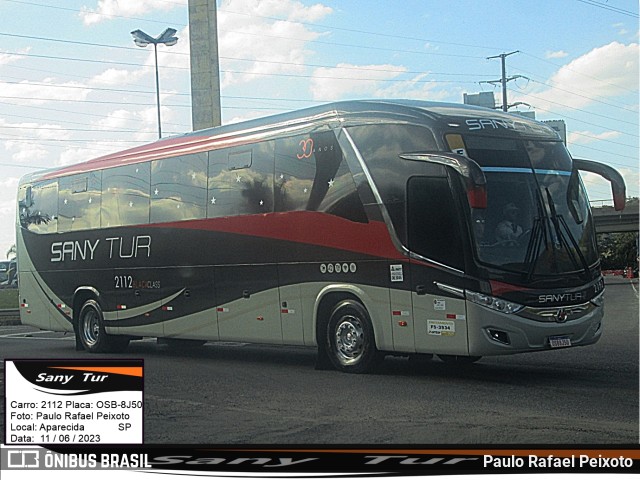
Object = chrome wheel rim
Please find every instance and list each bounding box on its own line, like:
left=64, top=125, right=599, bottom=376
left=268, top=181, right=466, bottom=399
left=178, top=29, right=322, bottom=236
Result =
left=81, top=308, right=100, bottom=347
left=334, top=315, right=364, bottom=364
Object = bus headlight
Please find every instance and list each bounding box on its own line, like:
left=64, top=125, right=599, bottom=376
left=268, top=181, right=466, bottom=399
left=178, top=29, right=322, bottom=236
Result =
left=590, top=291, right=604, bottom=307
left=466, top=290, right=524, bottom=314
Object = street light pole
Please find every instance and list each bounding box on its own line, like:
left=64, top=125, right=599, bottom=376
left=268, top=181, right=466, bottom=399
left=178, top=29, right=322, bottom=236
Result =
left=153, top=42, right=162, bottom=138
left=131, top=28, right=179, bottom=139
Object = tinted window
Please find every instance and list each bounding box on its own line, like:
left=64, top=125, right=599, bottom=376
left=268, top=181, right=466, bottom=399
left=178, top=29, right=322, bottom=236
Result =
left=407, top=176, right=464, bottom=270
left=208, top=142, right=274, bottom=218
left=275, top=130, right=366, bottom=222
left=20, top=180, right=58, bottom=234
left=463, top=135, right=572, bottom=171
left=150, top=153, right=207, bottom=223
left=102, top=163, right=150, bottom=227
left=58, top=172, right=101, bottom=231
left=347, top=124, right=439, bottom=236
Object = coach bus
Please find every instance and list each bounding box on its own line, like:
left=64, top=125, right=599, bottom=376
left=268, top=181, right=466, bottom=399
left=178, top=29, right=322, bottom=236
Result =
left=16, top=100, right=625, bottom=373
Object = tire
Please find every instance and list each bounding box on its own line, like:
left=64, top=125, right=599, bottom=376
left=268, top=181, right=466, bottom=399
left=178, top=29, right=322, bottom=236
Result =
left=437, top=354, right=481, bottom=364
left=78, top=299, right=129, bottom=353
left=326, top=299, right=380, bottom=373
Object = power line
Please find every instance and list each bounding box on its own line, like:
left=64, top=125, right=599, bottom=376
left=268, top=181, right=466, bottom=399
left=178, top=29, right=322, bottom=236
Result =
left=0, top=95, right=191, bottom=107
left=0, top=101, right=191, bottom=128
left=4, top=0, right=509, bottom=53
left=2, top=50, right=187, bottom=70
left=2, top=30, right=633, bottom=111
left=508, top=88, right=639, bottom=132
left=519, top=51, right=638, bottom=96
left=575, top=0, right=639, bottom=18
left=3, top=47, right=493, bottom=80
left=569, top=131, right=638, bottom=149
left=514, top=75, right=637, bottom=114
left=218, top=7, right=505, bottom=52
left=2, top=0, right=188, bottom=27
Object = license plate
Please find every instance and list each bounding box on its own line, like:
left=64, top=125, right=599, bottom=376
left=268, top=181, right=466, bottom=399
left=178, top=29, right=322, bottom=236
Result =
left=549, top=335, right=572, bottom=348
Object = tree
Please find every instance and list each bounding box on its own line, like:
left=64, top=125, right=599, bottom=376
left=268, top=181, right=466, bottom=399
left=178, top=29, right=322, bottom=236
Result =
left=597, top=232, right=638, bottom=270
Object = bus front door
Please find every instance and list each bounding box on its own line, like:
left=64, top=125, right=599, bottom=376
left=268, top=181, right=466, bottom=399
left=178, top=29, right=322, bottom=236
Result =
left=407, top=175, right=469, bottom=356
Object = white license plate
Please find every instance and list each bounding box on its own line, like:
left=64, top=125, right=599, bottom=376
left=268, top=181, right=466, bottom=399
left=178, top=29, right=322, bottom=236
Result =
left=549, top=335, right=572, bottom=348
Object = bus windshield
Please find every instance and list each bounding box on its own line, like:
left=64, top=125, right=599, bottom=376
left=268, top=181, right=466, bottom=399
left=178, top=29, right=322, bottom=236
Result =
left=465, top=136, right=597, bottom=277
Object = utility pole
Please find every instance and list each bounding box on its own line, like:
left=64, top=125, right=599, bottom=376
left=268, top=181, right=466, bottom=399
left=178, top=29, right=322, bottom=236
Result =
left=482, top=51, right=527, bottom=112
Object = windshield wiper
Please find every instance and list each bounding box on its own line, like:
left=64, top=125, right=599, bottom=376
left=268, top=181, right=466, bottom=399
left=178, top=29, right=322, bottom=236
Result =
left=524, top=180, right=552, bottom=281
left=545, top=187, right=591, bottom=278
left=524, top=216, right=544, bottom=281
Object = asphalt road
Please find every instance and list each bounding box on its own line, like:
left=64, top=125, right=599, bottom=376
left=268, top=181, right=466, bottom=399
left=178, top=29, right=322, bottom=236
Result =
left=1, top=276, right=637, bottom=445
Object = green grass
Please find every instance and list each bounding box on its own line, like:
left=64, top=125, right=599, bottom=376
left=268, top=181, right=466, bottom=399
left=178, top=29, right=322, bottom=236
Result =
left=0, top=289, right=19, bottom=309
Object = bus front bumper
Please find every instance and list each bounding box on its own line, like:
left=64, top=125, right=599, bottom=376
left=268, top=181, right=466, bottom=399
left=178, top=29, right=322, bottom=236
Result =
left=466, top=301, right=604, bottom=356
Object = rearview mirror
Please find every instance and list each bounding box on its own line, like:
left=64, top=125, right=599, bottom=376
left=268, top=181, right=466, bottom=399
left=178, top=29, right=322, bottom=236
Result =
left=573, top=158, right=626, bottom=211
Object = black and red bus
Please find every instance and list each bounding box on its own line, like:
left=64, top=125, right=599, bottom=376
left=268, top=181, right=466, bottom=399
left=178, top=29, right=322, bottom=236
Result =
left=16, top=100, right=625, bottom=372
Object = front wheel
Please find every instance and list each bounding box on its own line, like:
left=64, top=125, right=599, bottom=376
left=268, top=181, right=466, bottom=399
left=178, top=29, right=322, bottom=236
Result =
left=78, top=299, right=129, bottom=353
left=326, top=300, right=380, bottom=373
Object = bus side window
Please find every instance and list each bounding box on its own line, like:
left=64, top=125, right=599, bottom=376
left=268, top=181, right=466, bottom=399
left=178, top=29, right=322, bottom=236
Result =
left=101, top=163, right=150, bottom=227
left=58, top=172, right=101, bottom=231
left=407, top=176, right=464, bottom=270
left=207, top=142, right=274, bottom=218
left=22, top=180, right=58, bottom=234
left=151, top=153, right=207, bottom=223
left=275, top=130, right=367, bottom=223
left=275, top=135, right=316, bottom=212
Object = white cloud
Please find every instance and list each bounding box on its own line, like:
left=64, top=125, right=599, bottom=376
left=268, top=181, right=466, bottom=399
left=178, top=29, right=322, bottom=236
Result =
left=545, top=50, right=568, bottom=59
left=10, top=145, right=49, bottom=164
left=309, top=63, right=407, bottom=100
left=0, top=48, right=30, bottom=66
left=0, top=197, right=17, bottom=224
left=220, top=0, right=332, bottom=22
left=0, top=119, right=71, bottom=146
left=58, top=147, right=104, bottom=167
left=0, top=177, right=19, bottom=190
left=308, top=64, right=459, bottom=102
left=217, top=0, right=332, bottom=88
left=568, top=130, right=622, bottom=145
left=514, top=42, right=639, bottom=112
left=551, top=42, right=638, bottom=95
left=613, top=22, right=629, bottom=36
left=111, top=107, right=165, bottom=139
left=90, top=68, right=141, bottom=86
left=3, top=79, right=92, bottom=105
left=80, top=0, right=186, bottom=25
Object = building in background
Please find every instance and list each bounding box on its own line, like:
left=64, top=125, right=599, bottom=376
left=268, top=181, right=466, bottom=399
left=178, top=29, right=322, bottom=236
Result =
left=463, top=92, right=567, bottom=145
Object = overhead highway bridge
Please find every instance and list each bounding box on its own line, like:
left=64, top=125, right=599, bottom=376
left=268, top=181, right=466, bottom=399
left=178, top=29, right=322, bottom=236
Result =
left=592, top=202, right=639, bottom=234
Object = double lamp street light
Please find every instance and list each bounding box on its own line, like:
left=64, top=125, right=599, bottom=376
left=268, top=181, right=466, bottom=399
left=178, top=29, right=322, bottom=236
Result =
left=130, top=28, right=179, bottom=139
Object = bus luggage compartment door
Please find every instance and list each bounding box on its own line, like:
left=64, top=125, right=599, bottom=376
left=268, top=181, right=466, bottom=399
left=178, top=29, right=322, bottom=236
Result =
left=214, top=264, right=282, bottom=344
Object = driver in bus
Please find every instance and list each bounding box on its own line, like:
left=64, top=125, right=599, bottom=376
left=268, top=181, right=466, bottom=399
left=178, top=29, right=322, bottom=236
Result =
left=495, top=203, right=523, bottom=242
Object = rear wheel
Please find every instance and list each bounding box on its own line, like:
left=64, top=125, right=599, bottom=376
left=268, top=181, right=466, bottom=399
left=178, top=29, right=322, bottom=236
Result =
left=326, top=299, right=380, bottom=373
left=78, top=299, right=129, bottom=353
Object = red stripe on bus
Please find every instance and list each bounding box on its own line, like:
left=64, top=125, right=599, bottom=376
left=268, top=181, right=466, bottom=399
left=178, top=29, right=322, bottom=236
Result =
left=147, top=211, right=405, bottom=260
left=490, top=280, right=533, bottom=296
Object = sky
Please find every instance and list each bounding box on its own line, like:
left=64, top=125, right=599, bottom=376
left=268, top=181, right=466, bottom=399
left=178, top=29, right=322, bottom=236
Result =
left=0, top=0, right=638, bottom=259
